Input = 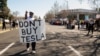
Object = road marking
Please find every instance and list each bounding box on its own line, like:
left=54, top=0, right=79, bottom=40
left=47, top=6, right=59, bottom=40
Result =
left=68, top=46, right=83, bottom=56
left=0, top=42, right=15, bottom=55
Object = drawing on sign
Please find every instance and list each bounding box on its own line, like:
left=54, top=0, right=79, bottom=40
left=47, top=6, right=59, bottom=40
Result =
left=18, top=19, right=46, bottom=43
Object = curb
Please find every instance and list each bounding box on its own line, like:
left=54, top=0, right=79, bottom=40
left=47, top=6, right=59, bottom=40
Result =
left=0, top=28, right=18, bottom=34
left=0, top=29, right=10, bottom=34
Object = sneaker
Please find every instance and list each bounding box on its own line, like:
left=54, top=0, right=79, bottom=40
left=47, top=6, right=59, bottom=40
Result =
left=27, top=48, right=30, bottom=52
left=32, top=51, right=36, bottom=54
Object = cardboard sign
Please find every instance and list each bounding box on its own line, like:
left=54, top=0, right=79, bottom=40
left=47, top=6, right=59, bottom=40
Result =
left=40, top=19, right=46, bottom=40
left=18, top=19, right=46, bottom=43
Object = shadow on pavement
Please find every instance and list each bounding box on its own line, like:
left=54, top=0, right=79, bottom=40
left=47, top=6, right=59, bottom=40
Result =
left=90, top=36, right=100, bottom=56
left=9, top=50, right=30, bottom=56
left=4, top=32, right=100, bottom=56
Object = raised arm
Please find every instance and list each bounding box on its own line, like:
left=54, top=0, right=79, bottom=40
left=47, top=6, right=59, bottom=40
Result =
left=25, top=11, right=28, bottom=19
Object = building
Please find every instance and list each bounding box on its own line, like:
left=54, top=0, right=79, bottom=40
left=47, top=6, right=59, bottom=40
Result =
left=66, top=9, right=98, bottom=20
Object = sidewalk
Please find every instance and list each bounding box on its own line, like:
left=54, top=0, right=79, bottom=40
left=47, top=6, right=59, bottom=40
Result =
left=0, top=24, right=10, bottom=34
left=0, top=27, right=18, bottom=34
left=0, top=29, right=11, bottom=34
left=0, top=24, right=2, bottom=27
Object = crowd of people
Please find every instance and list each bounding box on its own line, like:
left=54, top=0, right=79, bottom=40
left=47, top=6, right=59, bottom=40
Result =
left=79, top=18, right=100, bottom=31
left=66, top=18, right=100, bottom=36
left=2, top=19, right=17, bottom=30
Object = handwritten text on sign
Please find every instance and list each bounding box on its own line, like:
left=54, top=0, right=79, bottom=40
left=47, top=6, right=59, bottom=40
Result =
left=18, top=20, right=46, bottom=43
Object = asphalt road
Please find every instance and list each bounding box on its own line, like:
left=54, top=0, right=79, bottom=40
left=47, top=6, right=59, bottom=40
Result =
left=0, top=23, right=100, bottom=56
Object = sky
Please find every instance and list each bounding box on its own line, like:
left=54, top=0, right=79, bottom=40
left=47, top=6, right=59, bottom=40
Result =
left=7, top=0, right=92, bottom=18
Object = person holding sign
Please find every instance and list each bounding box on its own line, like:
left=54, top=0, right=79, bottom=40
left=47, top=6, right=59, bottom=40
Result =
left=18, top=11, right=46, bottom=54
left=25, top=11, right=36, bottom=53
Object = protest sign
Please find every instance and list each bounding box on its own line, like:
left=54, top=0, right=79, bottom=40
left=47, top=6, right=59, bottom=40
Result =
left=40, top=19, right=46, bottom=40
left=18, top=19, right=46, bottom=43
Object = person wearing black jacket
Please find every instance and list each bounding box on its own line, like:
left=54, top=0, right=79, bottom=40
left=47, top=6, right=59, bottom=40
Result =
left=87, top=19, right=95, bottom=36
left=12, top=20, right=16, bottom=29
left=2, top=19, right=6, bottom=30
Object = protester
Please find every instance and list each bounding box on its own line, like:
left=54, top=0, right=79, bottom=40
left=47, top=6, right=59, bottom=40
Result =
left=77, top=20, right=80, bottom=30
left=63, top=18, right=67, bottom=25
left=2, top=19, right=6, bottom=30
left=12, top=20, right=16, bottom=29
left=87, top=19, right=95, bottom=36
left=25, top=11, right=28, bottom=20
left=25, top=11, right=36, bottom=54
left=71, top=19, right=76, bottom=29
left=80, top=20, right=84, bottom=29
left=85, top=20, right=89, bottom=30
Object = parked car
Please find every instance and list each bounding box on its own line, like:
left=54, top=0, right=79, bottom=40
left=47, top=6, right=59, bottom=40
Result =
left=50, top=19, right=63, bottom=25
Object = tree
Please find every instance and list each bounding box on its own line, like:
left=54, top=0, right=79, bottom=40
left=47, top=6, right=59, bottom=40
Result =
left=79, top=0, right=100, bottom=12
left=44, top=1, right=60, bottom=22
left=9, top=14, right=14, bottom=22
left=58, top=10, right=68, bottom=18
left=51, top=1, right=60, bottom=17
left=13, top=11, right=19, bottom=17
left=0, top=0, right=10, bottom=18
left=63, top=0, right=69, bottom=10
left=44, top=0, right=69, bottom=21
left=44, top=12, right=55, bottom=22
left=89, top=0, right=100, bottom=12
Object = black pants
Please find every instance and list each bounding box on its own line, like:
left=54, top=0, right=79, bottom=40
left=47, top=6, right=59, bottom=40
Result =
left=88, top=26, right=94, bottom=35
left=2, top=25, right=6, bottom=30
left=26, top=42, right=36, bottom=51
left=72, top=25, right=75, bottom=29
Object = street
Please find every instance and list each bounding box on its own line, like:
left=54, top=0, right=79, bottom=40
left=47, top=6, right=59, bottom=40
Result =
left=0, top=23, right=100, bottom=56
